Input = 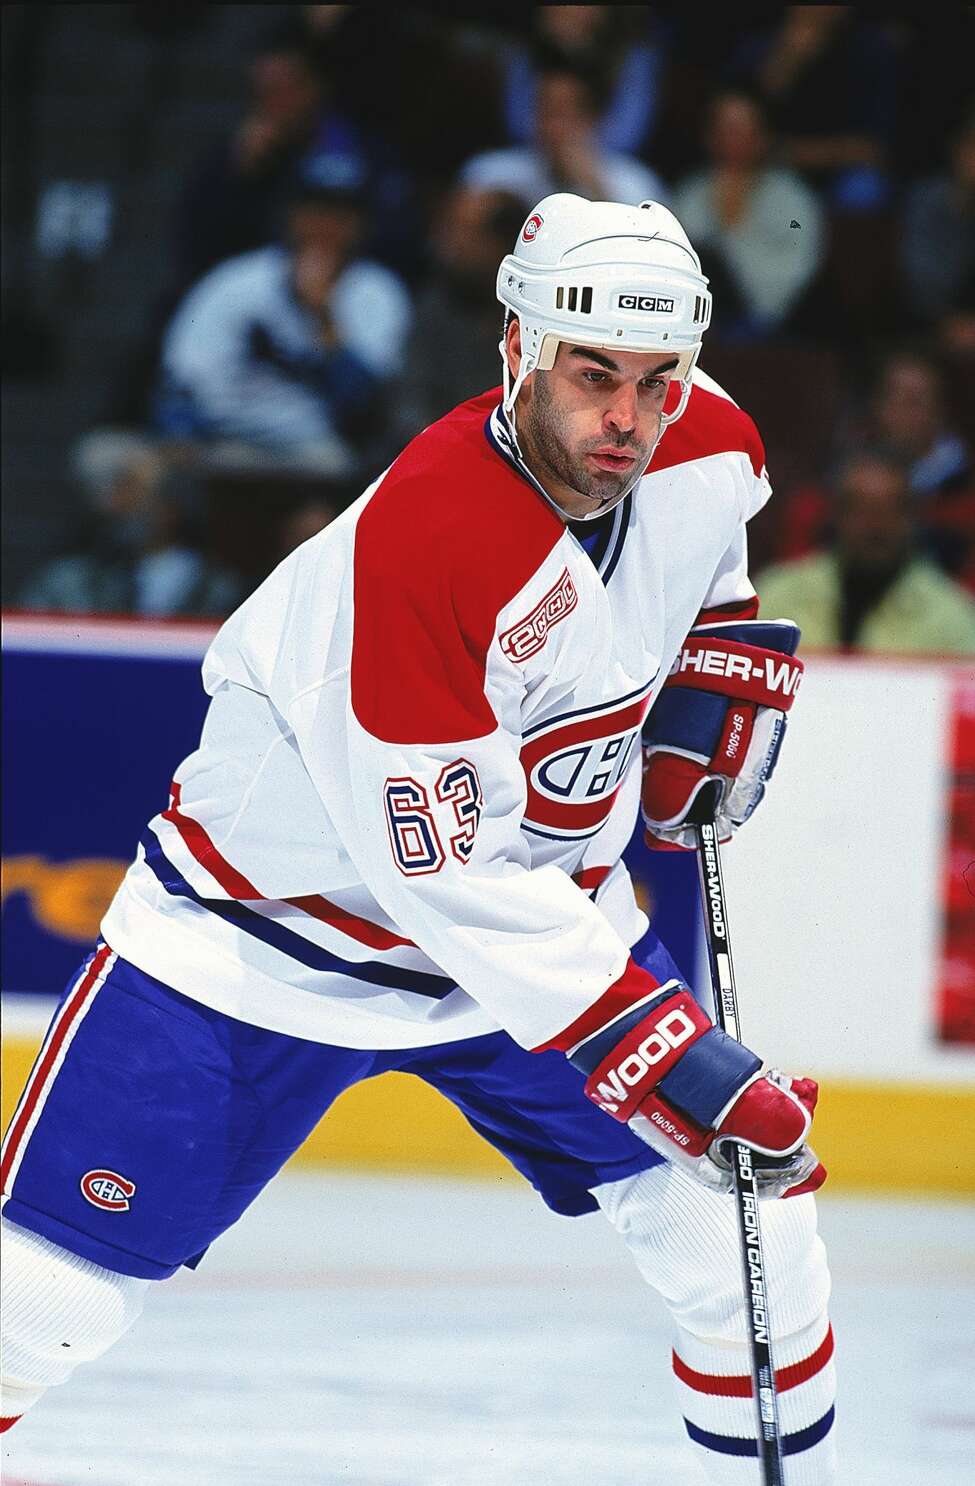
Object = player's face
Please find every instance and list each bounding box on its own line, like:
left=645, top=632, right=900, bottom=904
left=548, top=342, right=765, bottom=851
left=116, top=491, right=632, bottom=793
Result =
left=514, top=334, right=679, bottom=520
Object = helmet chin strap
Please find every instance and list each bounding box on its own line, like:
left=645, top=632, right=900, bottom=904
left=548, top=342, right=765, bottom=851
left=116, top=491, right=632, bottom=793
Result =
left=499, top=325, right=695, bottom=523
left=499, top=329, right=536, bottom=462
left=569, top=470, right=646, bottom=520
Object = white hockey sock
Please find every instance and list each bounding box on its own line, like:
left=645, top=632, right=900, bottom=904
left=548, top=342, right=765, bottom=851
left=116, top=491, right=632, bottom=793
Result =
left=0, top=1216, right=149, bottom=1426
left=672, top=1315, right=835, bottom=1485
left=595, top=1162, right=837, bottom=1484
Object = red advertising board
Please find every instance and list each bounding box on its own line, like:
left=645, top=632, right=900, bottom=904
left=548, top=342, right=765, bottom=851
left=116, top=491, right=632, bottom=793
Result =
left=937, top=671, right=975, bottom=1044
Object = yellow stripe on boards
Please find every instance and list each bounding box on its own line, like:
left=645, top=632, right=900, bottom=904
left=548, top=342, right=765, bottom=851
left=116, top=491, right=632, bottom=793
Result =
left=283, top=1076, right=975, bottom=1196
left=2, top=1034, right=973, bottom=1196
left=291, top=1072, right=514, bottom=1181
left=809, top=1080, right=975, bottom=1196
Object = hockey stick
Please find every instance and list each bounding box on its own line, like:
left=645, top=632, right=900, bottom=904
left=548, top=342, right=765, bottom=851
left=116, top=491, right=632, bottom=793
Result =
left=692, top=809, right=785, bottom=1486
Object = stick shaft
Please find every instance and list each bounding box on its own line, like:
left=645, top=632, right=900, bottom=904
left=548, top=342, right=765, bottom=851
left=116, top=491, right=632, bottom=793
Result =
left=694, top=820, right=785, bottom=1486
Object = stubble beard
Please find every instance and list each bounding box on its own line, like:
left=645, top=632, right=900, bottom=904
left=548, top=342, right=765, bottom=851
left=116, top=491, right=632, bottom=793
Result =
left=520, top=373, right=650, bottom=516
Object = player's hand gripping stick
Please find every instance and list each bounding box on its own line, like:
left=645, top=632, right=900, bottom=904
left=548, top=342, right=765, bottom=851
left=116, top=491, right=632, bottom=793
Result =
left=564, top=923, right=826, bottom=1198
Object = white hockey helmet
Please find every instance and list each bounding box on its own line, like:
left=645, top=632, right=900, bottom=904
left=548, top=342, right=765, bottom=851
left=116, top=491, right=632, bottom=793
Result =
left=497, top=193, right=711, bottom=429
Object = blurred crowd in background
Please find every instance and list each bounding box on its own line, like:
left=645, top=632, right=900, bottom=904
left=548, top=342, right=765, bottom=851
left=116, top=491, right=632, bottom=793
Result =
left=3, top=3, right=974, bottom=653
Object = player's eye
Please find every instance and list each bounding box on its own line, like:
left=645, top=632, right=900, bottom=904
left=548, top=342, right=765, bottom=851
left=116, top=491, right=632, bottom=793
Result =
left=582, top=370, right=608, bottom=384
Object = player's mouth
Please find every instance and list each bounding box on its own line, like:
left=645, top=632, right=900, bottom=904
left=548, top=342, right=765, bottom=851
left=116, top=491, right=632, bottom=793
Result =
left=587, top=449, right=639, bottom=473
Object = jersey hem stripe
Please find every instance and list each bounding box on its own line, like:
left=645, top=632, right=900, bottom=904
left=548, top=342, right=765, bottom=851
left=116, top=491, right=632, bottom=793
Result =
left=163, top=782, right=418, bottom=952
left=141, top=830, right=455, bottom=998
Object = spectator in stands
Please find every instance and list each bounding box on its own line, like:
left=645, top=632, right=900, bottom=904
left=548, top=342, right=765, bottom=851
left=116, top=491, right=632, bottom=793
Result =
left=755, top=451, right=975, bottom=654
left=900, top=113, right=975, bottom=353
left=460, top=58, right=667, bottom=209
left=867, top=350, right=974, bottom=583
left=781, top=349, right=974, bottom=582
left=868, top=350, right=971, bottom=499
left=673, top=90, right=824, bottom=339
left=176, top=24, right=417, bottom=289
left=394, top=187, right=526, bottom=444
left=19, top=433, right=241, bottom=619
left=177, top=36, right=325, bottom=289
left=729, top=6, right=898, bottom=209
left=156, top=162, right=412, bottom=476
left=502, top=6, right=665, bottom=156
left=294, top=4, right=503, bottom=194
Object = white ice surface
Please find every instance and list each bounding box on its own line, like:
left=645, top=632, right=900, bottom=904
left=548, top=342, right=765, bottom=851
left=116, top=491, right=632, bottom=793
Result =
left=3, top=1170, right=974, bottom=1485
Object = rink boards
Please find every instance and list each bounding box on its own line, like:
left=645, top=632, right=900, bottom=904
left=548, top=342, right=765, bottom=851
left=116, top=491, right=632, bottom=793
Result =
left=2, top=614, right=973, bottom=1196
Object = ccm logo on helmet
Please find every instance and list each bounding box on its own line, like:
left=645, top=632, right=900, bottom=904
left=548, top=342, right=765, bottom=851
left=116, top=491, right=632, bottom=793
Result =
left=593, top=1008, right=697, bottom=1113
left=80, top=1169, right=136, bottom=1211
left=522, top=213, right=543, bottom=242
left=617, top=293, right=675, bottom=313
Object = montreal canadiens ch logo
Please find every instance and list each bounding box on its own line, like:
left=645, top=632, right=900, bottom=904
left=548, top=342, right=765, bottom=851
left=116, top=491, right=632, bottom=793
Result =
left=81, top=1169, right=136, bottom=1212
left=520, top=685, right=655, bottom=840
left=521, top=213, right=543, bottom=242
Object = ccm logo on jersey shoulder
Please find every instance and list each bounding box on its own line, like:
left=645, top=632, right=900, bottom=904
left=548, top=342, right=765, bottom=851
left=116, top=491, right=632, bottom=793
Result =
left=617, top=294, right=675, bottom=313
left=500, top=568, right=578, bottom=662
left=80, top=1169, right=136, bottom=1211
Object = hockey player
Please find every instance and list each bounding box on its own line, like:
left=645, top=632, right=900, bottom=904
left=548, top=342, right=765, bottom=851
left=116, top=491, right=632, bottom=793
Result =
left=1, top=195, right=835, bottom=1482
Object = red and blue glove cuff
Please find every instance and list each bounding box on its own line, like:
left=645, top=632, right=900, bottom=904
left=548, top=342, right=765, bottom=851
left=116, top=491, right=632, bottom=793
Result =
left=569, top=984, right=761, bottom=1130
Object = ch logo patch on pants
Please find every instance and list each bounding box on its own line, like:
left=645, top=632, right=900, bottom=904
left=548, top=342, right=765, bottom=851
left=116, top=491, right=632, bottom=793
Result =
left=80, top=1169, right=136, bottom=1211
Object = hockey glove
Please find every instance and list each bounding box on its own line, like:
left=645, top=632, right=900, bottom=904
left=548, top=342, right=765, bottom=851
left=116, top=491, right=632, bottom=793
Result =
left=642, top=620, right=803, bottom=851
left=565, top=981, right=825, bottom=1199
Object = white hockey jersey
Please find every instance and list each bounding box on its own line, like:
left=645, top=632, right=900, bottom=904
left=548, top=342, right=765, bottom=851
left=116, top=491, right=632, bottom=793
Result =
left=102, top=370, right=770, bottom=1052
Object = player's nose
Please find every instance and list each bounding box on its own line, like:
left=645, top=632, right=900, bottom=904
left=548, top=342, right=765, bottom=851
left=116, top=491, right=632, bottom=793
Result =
left=605, top=383, right=639, bottom=437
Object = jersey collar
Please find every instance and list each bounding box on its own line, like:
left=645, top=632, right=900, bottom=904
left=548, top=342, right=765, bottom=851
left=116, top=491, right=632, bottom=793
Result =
left=485, top=402, right=631, bottom=585
left=484, top=402, right=558, bottom=513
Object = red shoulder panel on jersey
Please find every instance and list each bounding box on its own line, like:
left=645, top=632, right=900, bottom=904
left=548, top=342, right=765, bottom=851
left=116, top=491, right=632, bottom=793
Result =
left=352, top=392, right=565, bottom=745
left=648, top=382, right=766, bottom=481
